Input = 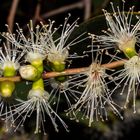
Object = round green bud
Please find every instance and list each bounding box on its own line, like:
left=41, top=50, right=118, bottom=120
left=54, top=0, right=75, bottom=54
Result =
left=3, top=67, right=16, bottom=77
left=50, top=61, right=65, bottom=72
left=119, top=37, right=137, bottom=58
left=0, top=81, right=15, bottom=98
left=26, top=52, right=45, bottom=73
left=123, top=47, right=137, bottom=58
left=31, top=60, right=44, bottom=73
left=55, top=76, right=67, bottom=83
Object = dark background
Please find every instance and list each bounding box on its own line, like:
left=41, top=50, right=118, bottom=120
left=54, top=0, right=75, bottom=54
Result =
left=0, top=0, right=140, bottom=140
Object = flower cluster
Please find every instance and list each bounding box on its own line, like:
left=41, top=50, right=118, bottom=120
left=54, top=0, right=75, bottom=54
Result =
left=0, top=1, right=140, bottom=135
left=91, top=0, right=140, bottom=112
left=67, top=52, right=123, bottom=127
left=0, top=15, right=87, bottom=134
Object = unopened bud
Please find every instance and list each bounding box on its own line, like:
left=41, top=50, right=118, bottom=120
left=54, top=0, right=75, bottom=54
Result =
left=55, top=76, right=67, bottom=82
left=0, top=81, right=15, bottom=98
left=119, top=37, right=137, bottom=58
left=50, top=61, right=65, bottom=72
left=19, top=65, right=41, bottom=81
left=3, top=67, right=16, bottom=77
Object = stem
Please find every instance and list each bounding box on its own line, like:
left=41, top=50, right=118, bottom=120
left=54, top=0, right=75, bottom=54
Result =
left=42, top=2, right=84, bottom=19
left=0, top=59, right=126, bottom=82
left=83, top=0, right=91, bottom=20
left=7, top=0, right=20, bottom=32
left=44, top=59, right=125, bottom=78
left=0, top=76, right=21, bottom=82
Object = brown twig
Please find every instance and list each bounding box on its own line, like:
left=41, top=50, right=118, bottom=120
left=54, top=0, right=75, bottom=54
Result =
left=28, top=2, right=46, bottom=30
left=0, top=60, right=126, bottom=82
left=7, top=0, right=20, bottom=32
left=102, top=60, right=125, bottom=69
left=44, top=59, right=125, bottom=78
left=43, top=67, right=89, bottom=79
left=0, top=76, right=21, bottom=82
left=42, top=1, right=84, bottom=19
left=83, top=0, right=91, bottom=20
left=33, top=2, right=45, bottom=24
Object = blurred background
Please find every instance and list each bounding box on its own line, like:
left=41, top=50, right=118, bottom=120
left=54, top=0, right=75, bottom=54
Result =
left=0, top=0, right=140, bottom=140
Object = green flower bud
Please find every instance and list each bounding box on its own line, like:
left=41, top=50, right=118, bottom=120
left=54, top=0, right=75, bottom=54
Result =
left=123, top=47, right=137, bottom=58
left=26, top=52, right=45, bottom=73
left=0, top=81, right=15, bottom=98
left=19, top=65, right=41, bottom=81
left=31, top=60, right=44, bottom=73
left=32, top=78, right=44, bottom=91
left=50, top=61, right=67, bottom=82
left=119, top=37, right=137, bottom=58
left=3, top=66, right=16, bottom=77
left=55, top=76, right=67, bottom=83
left=50, top=61, right=65, bottom=72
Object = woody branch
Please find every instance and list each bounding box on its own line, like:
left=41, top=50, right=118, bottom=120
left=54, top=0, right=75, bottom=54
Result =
left=0, top=59, right=126, bottom=82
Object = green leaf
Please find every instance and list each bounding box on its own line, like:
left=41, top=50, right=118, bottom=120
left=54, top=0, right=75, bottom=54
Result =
left=13, top=81, right=32, bottom=100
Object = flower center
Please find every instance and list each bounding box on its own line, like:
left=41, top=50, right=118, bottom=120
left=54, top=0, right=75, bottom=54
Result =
left=28, top=89, right=50, bottom=99
left=125, top=55, right=140, bottom=77
left=118, top=37, right=137, bottom=58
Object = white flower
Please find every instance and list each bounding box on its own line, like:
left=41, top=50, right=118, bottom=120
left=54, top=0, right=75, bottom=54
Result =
left=72, top=63, right=123, bottom=126
left=3, top=16, right=87, bottom=64
left=5, top=89, right=68, bottom=134
left=0, top=42, right=24, bottom=127
left=3, top=22, right=47, bottom=63
left=41, top=14, right=87, bottom=63
left=47, top=75, right=83, bottom=114
left=66, top=48, right=123, bottom=126
left=111, top=55, right=140, bottom=113
left=0, top=43, right=25, bottom=72
left=91, top=1, right=140, bottom=55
